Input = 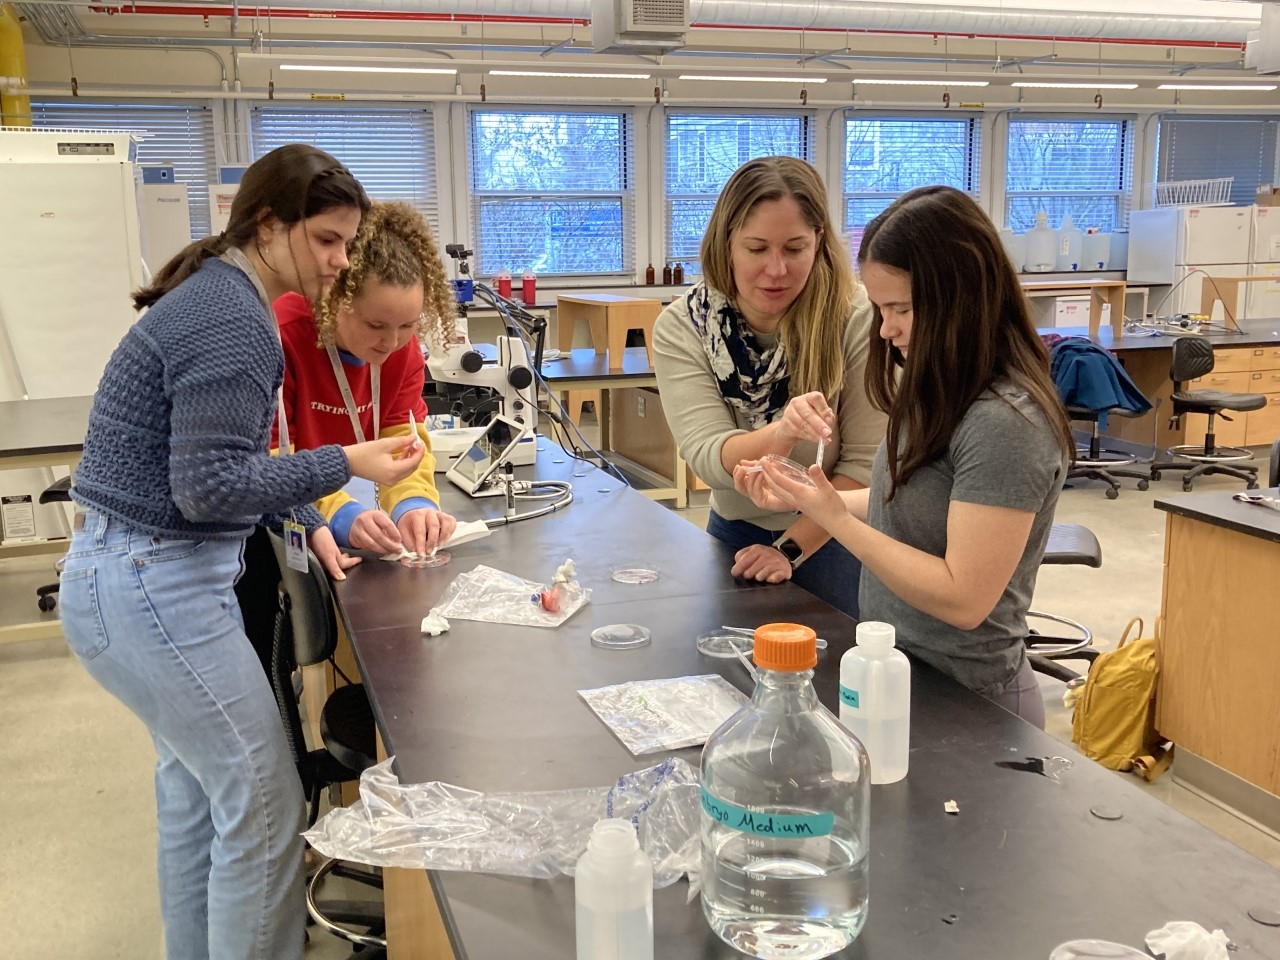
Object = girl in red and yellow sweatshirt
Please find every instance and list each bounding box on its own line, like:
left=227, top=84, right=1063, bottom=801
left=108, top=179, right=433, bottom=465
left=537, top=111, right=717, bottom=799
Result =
left=272, top=200, right=459, bottom=561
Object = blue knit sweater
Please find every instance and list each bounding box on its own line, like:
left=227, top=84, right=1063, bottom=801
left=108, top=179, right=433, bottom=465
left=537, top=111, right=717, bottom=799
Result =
left=72, top=257, right=351, bottom=539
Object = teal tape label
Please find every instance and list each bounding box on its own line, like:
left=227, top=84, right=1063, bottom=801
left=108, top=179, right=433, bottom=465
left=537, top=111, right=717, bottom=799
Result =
left=840, top=684, right=860, bottom=709
left=701, top=786, right=834, bottom=838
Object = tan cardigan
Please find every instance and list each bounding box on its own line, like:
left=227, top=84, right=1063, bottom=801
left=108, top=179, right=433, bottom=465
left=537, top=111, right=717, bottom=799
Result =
left=652, top=286, right=886, bottom=529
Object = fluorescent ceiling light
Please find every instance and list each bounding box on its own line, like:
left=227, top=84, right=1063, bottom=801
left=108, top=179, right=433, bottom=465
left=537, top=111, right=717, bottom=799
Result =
left=279, top=64, right=456, bottom=75
left=1158, top=83, right=1277, bottom=91
left=1011, top=81, right=1138, bottom=89
left=490, top=70, right=651, bottom=79
left=853, top=78, right=989, bottom=87
left=678, top=75, right=827, bottom=84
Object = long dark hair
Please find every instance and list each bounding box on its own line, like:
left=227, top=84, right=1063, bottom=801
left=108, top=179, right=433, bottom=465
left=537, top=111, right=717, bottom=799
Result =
left=859, top=185, right=1073, bottom=498
left=133, top=144, right=369, bottom=310
left=699, top=156, right=855, bottom=401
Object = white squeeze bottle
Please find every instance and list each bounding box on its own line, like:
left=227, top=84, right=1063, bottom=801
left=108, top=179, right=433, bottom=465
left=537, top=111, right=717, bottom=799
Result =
left=839, top=621, right=911, bottom=784
left=575, top=819, right=654, bottom=960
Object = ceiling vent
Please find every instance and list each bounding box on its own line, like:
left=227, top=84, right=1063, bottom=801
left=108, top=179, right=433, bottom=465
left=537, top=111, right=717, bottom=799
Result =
left=592, top=0, right=688, bottom=54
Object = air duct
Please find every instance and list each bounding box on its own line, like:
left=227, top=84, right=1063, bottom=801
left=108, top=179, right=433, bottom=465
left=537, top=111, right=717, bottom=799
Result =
left=64, top=0, right=1260, bottom=46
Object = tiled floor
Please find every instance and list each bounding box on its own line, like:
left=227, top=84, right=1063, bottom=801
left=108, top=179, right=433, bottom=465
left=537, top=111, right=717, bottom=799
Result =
left=3, top=456, right=1279, bottom=958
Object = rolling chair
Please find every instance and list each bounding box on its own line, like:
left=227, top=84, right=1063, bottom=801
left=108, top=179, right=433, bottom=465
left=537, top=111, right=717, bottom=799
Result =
left=266, top=530, right=386, bottom=957
left=1049, top=338, right=1152, bottom=499
left=1065, top=406, right=1150, bottom=500
left=1027, top=523, right=1102, bottom=685
left=34, top=476, right=73, bottom=612
left=1149, top=336, right=1265, bottom=492
left=1270, top=437, right=1280, bottom=487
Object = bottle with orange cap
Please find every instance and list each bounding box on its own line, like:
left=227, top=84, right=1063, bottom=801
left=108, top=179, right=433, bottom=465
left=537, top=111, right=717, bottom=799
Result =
left=699, top=622, right=870, bottom=959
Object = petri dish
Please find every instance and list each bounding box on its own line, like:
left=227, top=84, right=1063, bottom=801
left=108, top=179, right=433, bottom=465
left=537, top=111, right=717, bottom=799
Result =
left=1049, top=941, right=1150, bottom=960
left=696, top=632, right=754, bottom=659
left=757, top=454, right=818, bottom=488
left=610, top=562, right=660, bottom=585
left=590, top=624, right=652, bottom=650
left=401, top=551, right=450, bottom=569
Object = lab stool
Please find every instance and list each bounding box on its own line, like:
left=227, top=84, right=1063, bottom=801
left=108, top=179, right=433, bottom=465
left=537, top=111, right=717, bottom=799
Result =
left=556, top=294, right=662, bottom=369
left=1026, top=523, right=1102, bottom=683
left=1066, top=406, right=1150, bottom=500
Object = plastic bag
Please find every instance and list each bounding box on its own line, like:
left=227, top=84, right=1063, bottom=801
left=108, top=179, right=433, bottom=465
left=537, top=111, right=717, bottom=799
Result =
left=579, top=674, right=749, bottom=756
left=303, top=756, right=701, bottom=888
left=1146, top=921, right=1231, bottom=960
left=431, top=562, right=589, bottom=628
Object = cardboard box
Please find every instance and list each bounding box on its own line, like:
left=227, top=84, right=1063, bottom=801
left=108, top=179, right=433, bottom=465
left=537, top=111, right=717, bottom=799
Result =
left=1257, top=185, right=1280, bottom=207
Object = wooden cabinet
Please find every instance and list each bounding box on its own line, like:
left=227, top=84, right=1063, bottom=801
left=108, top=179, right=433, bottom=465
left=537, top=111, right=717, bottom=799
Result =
left=1247, top=346, right=1280, bottom=446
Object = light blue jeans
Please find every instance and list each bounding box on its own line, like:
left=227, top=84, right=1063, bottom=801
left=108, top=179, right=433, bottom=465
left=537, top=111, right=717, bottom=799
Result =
left=58, top=510, right=305, bottom=960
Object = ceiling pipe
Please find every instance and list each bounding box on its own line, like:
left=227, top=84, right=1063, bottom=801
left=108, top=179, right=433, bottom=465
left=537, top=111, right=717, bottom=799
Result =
left=36, top=0, right=1260, bottom=47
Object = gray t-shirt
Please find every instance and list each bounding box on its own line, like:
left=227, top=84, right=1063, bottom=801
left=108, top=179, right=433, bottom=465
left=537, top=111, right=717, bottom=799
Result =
left=858, top=381, right=1068, bottom=697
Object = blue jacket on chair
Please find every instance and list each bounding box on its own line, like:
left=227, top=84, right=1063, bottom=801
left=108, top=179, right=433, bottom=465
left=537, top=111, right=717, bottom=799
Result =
left=1048, top=338, right=1152, bottom=430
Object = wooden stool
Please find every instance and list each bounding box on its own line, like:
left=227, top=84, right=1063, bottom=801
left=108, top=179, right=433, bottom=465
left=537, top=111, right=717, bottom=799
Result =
left=557, top=294, right=663, bottom=370
left=563, top=389, right=601, bottom=426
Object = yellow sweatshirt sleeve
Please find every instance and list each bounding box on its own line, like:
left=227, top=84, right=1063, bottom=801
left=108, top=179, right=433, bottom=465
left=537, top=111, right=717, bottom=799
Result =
left=377, top=420, right=442, bottom=516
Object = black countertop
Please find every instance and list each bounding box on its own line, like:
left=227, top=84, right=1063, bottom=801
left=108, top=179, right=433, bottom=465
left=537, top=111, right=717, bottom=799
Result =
left=0, top=395, right=93, bottom=458
left=334, top=452, right=1280, bottom=960
left=540, top=346, right=656, bottom=383
left=1041, top=324, right=1280, bottom=351
left=1155, top=487, right=1280, bottom=543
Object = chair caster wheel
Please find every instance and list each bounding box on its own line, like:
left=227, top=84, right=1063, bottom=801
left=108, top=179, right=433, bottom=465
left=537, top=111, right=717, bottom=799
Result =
left=1106, top=487, right=1119, bottom=500
left=1137, top=480, right=1149, bottom=491
left=37, top=595, right=57, bottom=612
left=1182, top=480, right=1194, bottom=492
left=1151, top=471, right=1162, bottom=481
left=1248, top=481, right=1260, bottom=490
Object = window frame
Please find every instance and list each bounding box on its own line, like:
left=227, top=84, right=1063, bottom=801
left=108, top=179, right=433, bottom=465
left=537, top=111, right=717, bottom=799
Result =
left=248, top=101, right=440, bottom=233
left=663, top=108, right=815, bottom=271
left=466, top=104, right=636, bottom=280
left=1004, top=114, right=1135, bottom=232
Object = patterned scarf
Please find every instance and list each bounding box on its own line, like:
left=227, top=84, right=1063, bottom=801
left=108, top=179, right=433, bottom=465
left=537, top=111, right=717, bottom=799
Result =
left=685, top=281, right=789, bottom=429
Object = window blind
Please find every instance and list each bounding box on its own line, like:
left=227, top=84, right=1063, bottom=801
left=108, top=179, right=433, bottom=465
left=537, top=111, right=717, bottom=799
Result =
left=665, top=112, right=813, bottom=268
left=250, top=104, right=439, bottom=232
left=1157, top=117, right=1280, bottom=207
left=1006, top=117, right=1132, bottom=232
left=469, top=108, right=633, bottom=278
left=30, top=99, right=217, bottom=240
left=843, top=114, right=982, bottom=251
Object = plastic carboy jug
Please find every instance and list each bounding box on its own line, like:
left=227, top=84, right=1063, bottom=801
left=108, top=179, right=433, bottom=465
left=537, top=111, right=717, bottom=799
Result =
left=1025, top=211, right=1057, bottom=273
left=1056, top=214, right=1084, bottom=272
left=839, top=621, right=911, bottom=785
left=700, top=622, right=870, bottom=960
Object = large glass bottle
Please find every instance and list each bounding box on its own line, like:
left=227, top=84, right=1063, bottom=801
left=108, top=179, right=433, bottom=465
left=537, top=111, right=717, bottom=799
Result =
left=700, top=622, right=870, bottom=960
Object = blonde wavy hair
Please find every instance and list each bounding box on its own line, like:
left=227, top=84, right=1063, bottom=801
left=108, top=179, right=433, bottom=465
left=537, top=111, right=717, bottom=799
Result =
left=699, top=156, right=855, bottom=402
left=316, top=200, right=457, bottom=350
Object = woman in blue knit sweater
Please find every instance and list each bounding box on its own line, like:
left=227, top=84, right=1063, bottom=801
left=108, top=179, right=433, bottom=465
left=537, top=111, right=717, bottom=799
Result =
left=60, top=144, right=422, bottom=960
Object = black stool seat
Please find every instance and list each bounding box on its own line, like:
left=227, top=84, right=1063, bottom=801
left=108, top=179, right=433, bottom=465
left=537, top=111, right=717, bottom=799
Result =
left=320, top=683, right=377, bottom=774
left=1172, top=389, right=1266, bottom=414
left=1042, top=523, right=1102, bottom=567
left=39, top=476, right=73, bottom=503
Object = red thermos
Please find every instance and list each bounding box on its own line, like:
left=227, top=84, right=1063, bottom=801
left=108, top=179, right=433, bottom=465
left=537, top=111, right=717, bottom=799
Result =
left=522, top=269, right=537, bottom=304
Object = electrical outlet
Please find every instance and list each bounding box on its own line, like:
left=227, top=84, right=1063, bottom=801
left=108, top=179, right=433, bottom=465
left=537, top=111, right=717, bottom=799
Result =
left=636, top=394, right=646, bottom=418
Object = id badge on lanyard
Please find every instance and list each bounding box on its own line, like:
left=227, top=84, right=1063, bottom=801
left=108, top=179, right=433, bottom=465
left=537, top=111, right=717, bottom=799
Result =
left=220, top=247, right=310, bottom=572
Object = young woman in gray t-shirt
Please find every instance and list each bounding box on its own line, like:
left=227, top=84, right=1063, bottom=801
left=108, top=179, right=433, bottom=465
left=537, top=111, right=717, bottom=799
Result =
left=736, top=185, right=1073, bottom=729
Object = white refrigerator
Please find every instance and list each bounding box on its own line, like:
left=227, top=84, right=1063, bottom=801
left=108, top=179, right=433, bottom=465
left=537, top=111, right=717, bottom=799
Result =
left=1127, top=205, right=1253, bottom=322
left=1245, top=205, right=1280, bottom=320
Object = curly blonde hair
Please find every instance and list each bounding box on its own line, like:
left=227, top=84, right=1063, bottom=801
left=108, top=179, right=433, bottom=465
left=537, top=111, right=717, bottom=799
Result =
left=316, top=200, right=457, bottom=350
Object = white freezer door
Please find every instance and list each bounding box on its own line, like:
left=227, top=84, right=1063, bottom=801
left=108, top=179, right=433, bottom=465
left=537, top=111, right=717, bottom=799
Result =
left=1252, top=206, right=1280, bottom=262
left=1245, top=262, right=1280, bottom=320
left=1179, top=206, right=1252, bottom=265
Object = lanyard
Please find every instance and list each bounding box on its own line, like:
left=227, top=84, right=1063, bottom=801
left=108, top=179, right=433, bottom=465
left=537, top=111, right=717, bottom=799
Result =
left=219, top=247, right=292, bottom=456
left=325, top=344, right=381, bottom=445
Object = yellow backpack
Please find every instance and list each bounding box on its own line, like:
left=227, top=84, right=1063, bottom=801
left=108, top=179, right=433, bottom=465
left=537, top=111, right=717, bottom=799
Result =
left=1070, top=617, right=1173, bottom=781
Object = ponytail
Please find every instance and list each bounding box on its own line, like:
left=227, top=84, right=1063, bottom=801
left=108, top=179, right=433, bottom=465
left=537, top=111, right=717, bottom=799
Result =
left=133, top=234, right=229, bottom=311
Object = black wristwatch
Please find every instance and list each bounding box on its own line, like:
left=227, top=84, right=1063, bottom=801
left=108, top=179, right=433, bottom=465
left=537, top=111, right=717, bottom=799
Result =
left=772, top=534, right=806, bottom=570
